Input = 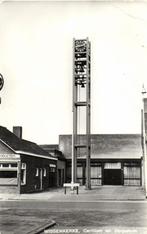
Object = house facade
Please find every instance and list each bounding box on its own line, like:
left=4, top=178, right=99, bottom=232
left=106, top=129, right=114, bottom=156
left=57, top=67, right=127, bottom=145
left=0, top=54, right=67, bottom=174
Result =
left=59, top=134, right=142, bottom=187
left=0, top=125, right=143, bottom=194
left=40, top=144, right=66, bottom=187
left=0, top=126, right=57, bottom=194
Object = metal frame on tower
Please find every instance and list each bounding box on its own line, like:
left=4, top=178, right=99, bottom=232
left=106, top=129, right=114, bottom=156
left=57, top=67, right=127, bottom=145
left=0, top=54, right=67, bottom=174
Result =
left=71, top=38, right=91, bottom=189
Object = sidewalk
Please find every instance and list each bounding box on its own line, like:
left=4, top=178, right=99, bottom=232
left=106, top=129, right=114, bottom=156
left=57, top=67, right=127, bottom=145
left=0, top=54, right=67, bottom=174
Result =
left=0, top=186, right=146, bottom=201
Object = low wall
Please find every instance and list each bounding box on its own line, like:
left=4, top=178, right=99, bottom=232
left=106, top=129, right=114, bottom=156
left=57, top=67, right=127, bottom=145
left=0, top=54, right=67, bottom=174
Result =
left=0, top=186, right=19, bottom=194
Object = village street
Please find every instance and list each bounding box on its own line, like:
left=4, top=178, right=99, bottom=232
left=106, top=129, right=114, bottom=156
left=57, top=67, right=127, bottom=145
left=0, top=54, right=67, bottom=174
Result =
left=0, top=199, right=147, bottom=234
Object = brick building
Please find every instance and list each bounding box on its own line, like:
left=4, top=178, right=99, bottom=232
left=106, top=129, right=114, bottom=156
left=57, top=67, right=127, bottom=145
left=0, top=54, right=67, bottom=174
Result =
left=59, top=134, right=142, bottom=186
left=0, top=125, right=143, bottom=194
left=0, top=126, right=57, bottom=194
left=40, top=144, right=66, bottom=187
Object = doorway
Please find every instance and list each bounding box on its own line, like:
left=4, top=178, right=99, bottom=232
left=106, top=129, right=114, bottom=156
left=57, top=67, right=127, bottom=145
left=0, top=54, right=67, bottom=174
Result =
left=58, top=169, right=64, bottom=187
left=104, top=169, right=122, bottom=185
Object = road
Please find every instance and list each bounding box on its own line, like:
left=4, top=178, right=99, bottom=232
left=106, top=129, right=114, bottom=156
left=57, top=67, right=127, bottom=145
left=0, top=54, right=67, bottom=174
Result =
left=0, top=200, right=147, bottom=233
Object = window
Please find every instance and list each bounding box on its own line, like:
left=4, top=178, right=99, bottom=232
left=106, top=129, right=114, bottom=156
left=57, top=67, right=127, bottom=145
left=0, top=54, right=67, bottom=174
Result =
left=49, top=164, right=56, bottom=173
left=77, top=167, right=83, bottom=178
left=0, top=171, right=17, bottom=185
left=3, top=164, right=9, bottom=168
left=35, top=168, right=39, bottom=177
left=0, top=163, right=18, bottom=168
left=21, top=163, right=26, bottom=185
left=21, top=163, right=26, bottom=169
left=43, top=168, right=47, bottom=177
left=104, top=162, right=121, bottom=169
left=50, top=167, right=56, bottom=173
left=0, top=163, right=18, bottom=185
left=11, top=164, right=17, bottom=168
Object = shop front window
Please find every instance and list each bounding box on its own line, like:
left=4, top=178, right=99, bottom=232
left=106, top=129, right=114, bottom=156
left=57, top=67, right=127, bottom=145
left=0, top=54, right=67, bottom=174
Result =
left=0, top=163, right=18, bottom=185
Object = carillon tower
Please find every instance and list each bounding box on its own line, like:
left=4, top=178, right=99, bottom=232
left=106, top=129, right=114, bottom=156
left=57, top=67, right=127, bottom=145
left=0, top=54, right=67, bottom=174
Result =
left=72, top=38, right=91, bottom=189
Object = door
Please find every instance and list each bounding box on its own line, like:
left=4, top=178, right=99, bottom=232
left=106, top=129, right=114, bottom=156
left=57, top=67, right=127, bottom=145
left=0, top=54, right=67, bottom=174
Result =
left=104, top=169, right=122, bottom=185
left=58, top=169, right=64, bottom=187
left=49, top=166, right=56, bottom=187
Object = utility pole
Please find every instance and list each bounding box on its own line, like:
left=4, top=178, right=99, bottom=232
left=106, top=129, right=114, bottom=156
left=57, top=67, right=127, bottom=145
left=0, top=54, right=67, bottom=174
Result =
left=141, top=87, right=147, bottom=198
left=72, top=38, right=91, bottom=189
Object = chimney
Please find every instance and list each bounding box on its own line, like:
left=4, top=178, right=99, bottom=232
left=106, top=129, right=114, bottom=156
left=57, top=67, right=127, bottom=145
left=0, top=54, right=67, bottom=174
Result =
left=13, top=126, right=22, bottom=139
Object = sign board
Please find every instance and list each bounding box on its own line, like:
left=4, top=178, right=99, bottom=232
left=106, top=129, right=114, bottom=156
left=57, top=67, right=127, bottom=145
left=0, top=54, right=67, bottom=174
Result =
left=0, top=74, right=4, bottom=91
left=0, top=154, right=20, bottom=159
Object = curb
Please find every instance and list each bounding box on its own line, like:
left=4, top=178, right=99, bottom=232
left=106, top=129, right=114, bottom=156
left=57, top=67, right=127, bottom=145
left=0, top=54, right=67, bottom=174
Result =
left=0, top=197, right=146, bottom=202
left=27, top=220, right=56, bottom=234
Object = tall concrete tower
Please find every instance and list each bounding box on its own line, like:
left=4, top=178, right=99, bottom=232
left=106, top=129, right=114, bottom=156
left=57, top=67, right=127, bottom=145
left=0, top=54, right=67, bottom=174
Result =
left=72, top=38, right=91, bottom=189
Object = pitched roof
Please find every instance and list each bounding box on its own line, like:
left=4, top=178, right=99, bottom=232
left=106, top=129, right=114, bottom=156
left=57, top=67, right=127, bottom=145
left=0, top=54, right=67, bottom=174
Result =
left=0, top=126, right=55, bottom=158
left=59, top=134, right=142, bottom=159
left=40, top=144, right=59, bottom=151
left=40, top=144, right=66, bottom=161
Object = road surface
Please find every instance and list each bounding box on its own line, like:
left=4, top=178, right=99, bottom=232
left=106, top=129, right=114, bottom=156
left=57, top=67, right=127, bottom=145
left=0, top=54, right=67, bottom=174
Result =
left=0, top=200, right=147, bottom=233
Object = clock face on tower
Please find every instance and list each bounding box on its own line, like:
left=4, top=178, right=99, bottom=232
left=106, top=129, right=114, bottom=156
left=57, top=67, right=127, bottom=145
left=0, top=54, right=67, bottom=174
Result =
left=0, top=74, right=4, bottom=91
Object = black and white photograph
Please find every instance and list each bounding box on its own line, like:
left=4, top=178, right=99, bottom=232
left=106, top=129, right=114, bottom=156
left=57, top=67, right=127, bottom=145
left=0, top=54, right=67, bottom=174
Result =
left=0, top=0, right=147, bottom=233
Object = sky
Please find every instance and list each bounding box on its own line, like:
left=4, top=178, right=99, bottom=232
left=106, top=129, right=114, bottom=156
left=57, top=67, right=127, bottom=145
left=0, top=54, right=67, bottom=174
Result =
left=0, top=1, right=147, bottom=144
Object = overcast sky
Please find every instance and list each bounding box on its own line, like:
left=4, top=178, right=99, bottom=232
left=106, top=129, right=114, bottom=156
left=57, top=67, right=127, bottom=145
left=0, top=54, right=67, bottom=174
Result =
left=0, top=1, right=147, bottom=144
